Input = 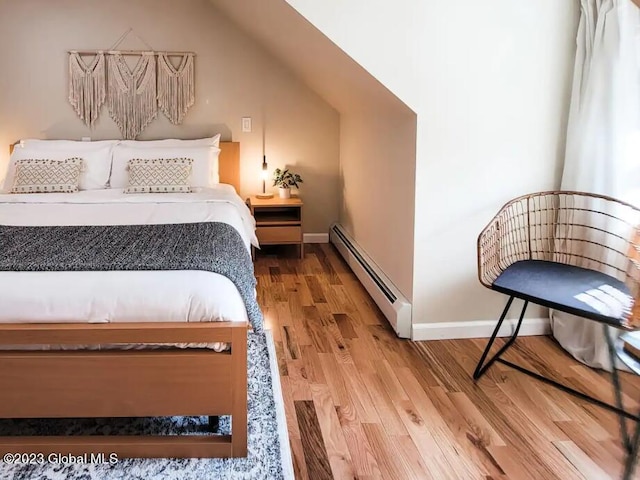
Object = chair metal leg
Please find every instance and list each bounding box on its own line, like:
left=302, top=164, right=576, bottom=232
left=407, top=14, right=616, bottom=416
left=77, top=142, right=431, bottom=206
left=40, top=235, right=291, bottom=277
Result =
left=603, top=325, right=640, bottom=480
left=622, top=425, right=640, bottom=480
left=473, top=296, right=527, bottom=380
left=604, top=325, right=632, bottom=452
left=473, top=299, right=640, bottom=424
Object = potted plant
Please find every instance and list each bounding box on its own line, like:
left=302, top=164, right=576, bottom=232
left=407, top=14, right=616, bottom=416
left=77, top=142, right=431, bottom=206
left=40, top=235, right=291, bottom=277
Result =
left=272, top=168, right=303, bottom=199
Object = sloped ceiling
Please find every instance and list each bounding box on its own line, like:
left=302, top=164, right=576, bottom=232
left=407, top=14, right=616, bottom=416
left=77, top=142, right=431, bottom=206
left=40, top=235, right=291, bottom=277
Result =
left=209, top=0, right=413, bottom=115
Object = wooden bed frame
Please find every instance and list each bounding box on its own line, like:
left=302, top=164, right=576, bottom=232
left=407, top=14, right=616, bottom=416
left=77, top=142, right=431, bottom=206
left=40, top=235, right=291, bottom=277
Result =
left=0, top=141, right=249, bottom=458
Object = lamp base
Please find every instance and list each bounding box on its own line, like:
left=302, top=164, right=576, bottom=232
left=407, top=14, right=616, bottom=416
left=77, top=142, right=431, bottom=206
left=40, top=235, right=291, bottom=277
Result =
left=256, top=193, right=274, bottom=199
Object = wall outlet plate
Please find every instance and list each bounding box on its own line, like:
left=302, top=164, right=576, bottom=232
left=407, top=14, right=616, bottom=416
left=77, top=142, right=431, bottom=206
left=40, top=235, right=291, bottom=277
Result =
left=241, top=117, right=252, bottom=133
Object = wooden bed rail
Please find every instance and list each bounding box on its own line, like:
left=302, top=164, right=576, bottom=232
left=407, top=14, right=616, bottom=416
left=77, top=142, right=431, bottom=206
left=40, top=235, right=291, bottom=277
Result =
left=0, top=321, right=241, bottom=345
left=0, top=321, right=248, bottom=458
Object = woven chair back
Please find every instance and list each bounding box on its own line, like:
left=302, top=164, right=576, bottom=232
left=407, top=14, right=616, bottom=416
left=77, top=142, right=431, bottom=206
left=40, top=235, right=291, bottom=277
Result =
left=478, top=191, right=640, bottom=326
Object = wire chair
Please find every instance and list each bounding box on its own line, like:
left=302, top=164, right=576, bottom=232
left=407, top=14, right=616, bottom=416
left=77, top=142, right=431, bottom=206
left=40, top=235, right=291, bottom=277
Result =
left=475, top=191, right=640, bottom=478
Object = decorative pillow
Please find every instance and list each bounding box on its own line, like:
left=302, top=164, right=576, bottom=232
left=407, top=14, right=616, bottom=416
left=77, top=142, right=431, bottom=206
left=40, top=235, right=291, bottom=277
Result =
left=124, top=158, right=193, bottom=193
left=3, top=141, right=116, bottom=192
left=111, top=144, right=219, bottom=188
left=10, top=158, right=84, bottom=194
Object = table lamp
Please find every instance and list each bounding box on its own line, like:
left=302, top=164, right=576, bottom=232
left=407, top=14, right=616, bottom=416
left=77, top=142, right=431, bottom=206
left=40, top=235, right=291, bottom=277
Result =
left=256, top=155, right=273, bottom=199
left=256, top=115, right=273, bottom=199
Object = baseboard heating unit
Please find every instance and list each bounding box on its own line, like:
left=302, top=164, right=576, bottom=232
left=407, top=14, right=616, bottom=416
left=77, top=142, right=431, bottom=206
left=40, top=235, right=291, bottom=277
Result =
left=330, top=223, right=412, bottom=338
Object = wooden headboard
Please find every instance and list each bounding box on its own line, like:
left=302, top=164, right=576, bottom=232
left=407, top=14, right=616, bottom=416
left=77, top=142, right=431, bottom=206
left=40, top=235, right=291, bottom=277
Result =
left=9, top=141, right=241, bottom=192
left=219, top=141, right=240, bottom=192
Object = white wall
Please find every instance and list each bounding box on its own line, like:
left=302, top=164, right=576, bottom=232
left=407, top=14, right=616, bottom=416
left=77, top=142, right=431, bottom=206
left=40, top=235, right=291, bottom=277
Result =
left=210, top=0, right=417, bottom=301
left=285, top=0, right=579, bottom=323
left=0, top=0, right=340, bottom=233
left=283, top=0, right=420, bottom=112
left=339, top=109, right=416, bottom=300
left=412, top=2, right=578, bottom=324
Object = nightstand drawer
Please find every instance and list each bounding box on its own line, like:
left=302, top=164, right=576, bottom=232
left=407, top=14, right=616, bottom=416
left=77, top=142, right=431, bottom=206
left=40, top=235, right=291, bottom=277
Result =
left=256, top=226, right=302, bottom=244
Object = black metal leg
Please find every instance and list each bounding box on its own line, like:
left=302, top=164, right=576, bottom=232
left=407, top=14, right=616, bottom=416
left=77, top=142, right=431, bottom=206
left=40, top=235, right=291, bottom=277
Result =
left=473, top=296, right=527, bottom=380
left=472, top=299, right=640, bottom=422
left=496, top=357, right=640, bottom=424
left=475, top=296, right=640, bottom=477
left=207, top=415, right=220, bottom=433
left=604, top=325, right=632, bottom=452
left=623, top=423, right=640, bottom=480
left=603, top=325, right=640, bottom=480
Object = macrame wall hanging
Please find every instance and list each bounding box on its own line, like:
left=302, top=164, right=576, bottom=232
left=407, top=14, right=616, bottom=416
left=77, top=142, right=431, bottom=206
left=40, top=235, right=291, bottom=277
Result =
left=157, top=53, right=195, bottom=125
left=107, top=53, right=157, bottom=140
left=67, top=28, right=196, bottom=139
left=68, top=52, right=106, bottom=128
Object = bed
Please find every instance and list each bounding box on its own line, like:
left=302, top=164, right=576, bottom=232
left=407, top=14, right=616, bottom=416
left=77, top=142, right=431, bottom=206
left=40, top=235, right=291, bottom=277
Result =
left=0, top=140, right=254, bottom=458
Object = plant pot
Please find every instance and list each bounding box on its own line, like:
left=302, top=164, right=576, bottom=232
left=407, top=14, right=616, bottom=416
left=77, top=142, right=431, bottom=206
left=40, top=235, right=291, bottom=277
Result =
left=278, top=187, right=291, bottom=199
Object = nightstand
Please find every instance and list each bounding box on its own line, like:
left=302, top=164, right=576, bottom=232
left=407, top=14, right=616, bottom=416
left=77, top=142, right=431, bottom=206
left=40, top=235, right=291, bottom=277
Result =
left=247, top=196, right=303, bottom=258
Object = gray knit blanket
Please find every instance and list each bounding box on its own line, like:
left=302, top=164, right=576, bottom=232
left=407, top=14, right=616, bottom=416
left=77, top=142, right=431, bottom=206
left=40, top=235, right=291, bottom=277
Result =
left=0, top=222, right=263, bottom=332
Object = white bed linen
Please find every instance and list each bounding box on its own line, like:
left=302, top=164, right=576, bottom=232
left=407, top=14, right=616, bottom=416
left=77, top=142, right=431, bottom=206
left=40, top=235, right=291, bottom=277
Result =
left=0, top=185, right=257, bottom=330
left=0, top=185, right=257, bottom=248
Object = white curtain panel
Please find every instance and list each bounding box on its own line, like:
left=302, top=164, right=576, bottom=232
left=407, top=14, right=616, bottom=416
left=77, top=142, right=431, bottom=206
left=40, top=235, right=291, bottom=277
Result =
left=551, top=0, right=640, bottom=370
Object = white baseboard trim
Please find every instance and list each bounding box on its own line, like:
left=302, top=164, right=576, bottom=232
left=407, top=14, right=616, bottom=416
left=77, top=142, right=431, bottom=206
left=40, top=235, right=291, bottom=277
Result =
left=411, top=317, right=551, bottom=341
left=304, top=233, right=329, bottom=243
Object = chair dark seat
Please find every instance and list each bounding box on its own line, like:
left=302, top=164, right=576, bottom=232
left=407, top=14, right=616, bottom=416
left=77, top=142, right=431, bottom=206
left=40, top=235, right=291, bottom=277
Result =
left=492, top=260, right=631, bottom=327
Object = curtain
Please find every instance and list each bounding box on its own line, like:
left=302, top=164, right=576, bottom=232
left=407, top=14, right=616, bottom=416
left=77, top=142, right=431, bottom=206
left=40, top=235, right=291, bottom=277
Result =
left=551, top=0, right=640, bottom=370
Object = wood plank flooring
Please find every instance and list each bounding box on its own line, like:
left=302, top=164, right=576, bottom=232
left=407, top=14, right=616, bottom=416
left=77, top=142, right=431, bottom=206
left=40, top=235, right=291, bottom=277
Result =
left=255, top=244, right=640, bottom=479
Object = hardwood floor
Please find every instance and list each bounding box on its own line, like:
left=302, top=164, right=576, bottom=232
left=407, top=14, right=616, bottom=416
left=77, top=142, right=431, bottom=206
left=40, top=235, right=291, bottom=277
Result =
left=255, top=244, right=640, bottom=480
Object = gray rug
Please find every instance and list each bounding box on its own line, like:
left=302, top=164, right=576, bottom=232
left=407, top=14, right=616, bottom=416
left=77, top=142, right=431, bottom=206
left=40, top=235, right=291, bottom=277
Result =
left=0, top=331, right=293, bottom=480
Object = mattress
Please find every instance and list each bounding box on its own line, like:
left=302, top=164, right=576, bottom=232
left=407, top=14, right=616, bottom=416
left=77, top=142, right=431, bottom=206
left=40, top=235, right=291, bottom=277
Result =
left=0, top=185, right=258, bottom=350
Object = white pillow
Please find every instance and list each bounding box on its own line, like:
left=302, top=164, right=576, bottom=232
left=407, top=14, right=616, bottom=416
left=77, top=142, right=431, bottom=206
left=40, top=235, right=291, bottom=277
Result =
left=3, top=142, right=115, bottom=192
left=110, top=144, right=220, bottom=188
left=120, top=134, right=220, bottom=149
left=21, top=139, right=119, bottom=150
